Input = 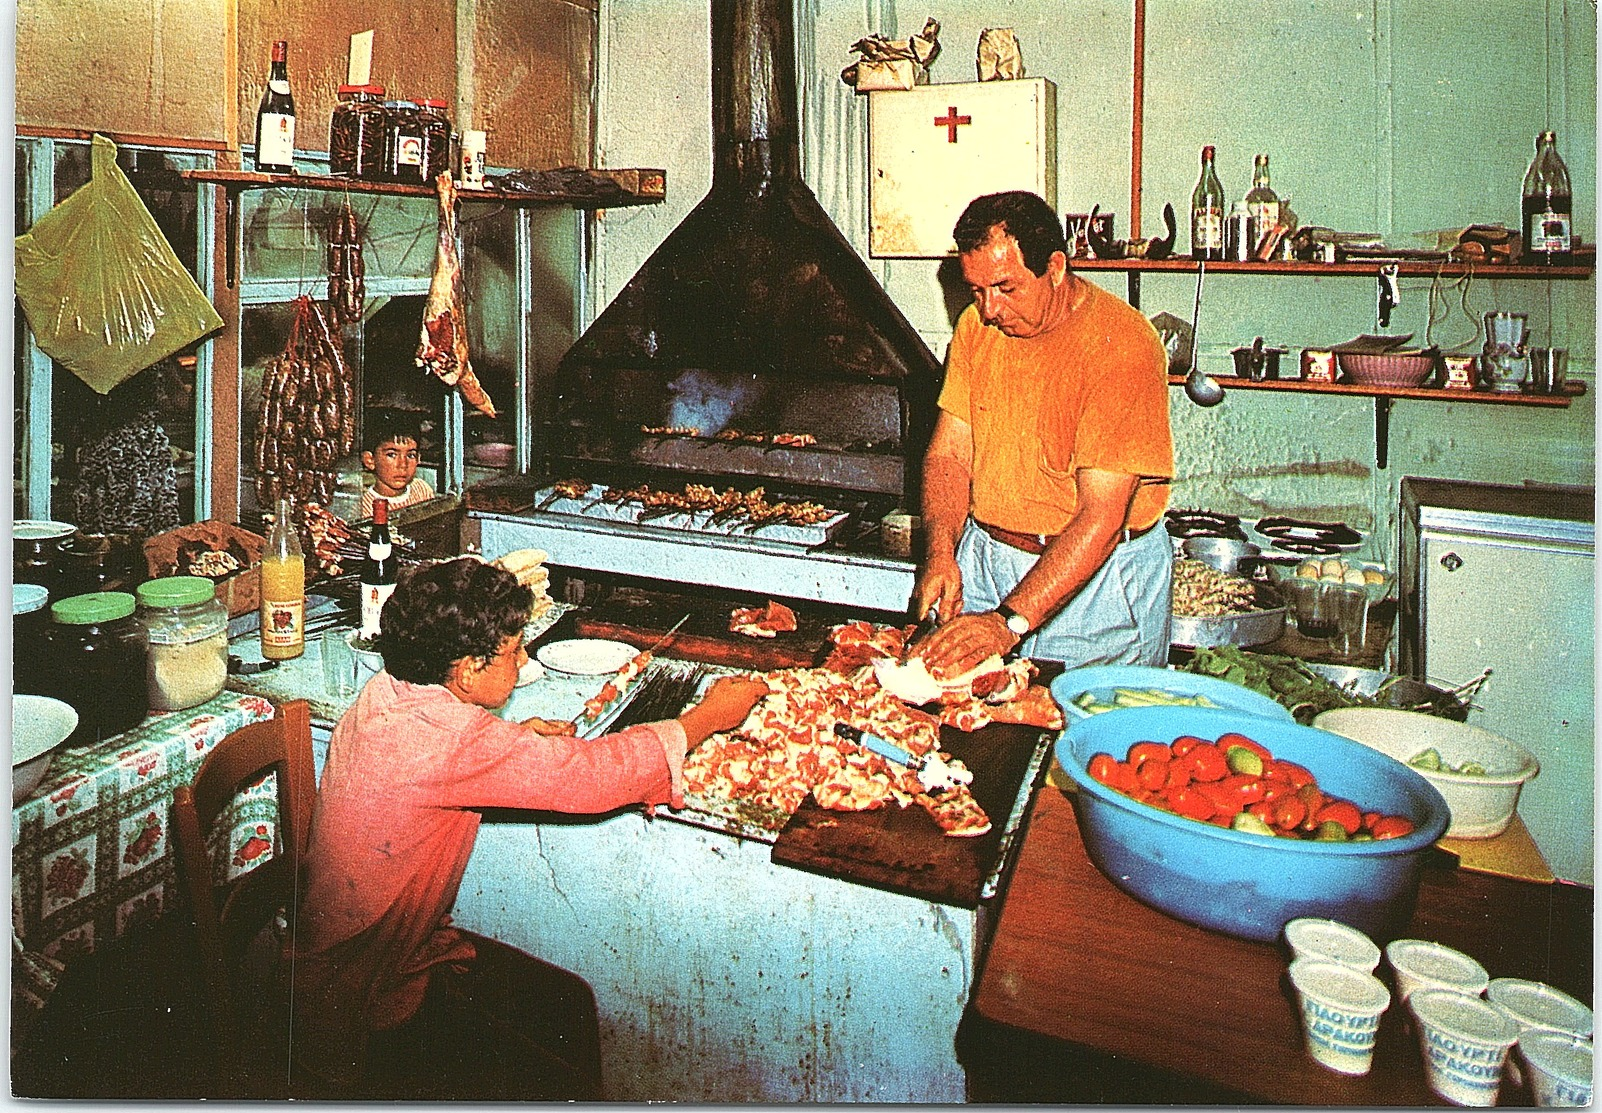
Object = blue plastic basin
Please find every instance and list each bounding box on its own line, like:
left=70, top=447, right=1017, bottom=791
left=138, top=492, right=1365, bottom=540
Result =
left=1050, top=664, right=1294, bottom=725
left=1055, top=705, right=1450, bottom=943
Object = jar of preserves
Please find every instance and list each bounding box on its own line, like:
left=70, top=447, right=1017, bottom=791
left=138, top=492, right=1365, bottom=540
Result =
left=329, top=83, right=387, bottom=179
left=13, top=583, right=50, bottom=696
left=416, top=97, right=453, bottom=182
left=44, top=591, right=148, bottom=747
left=136, top=576, right=229, bottom=711
left=383, top=100, right=426, bottom=184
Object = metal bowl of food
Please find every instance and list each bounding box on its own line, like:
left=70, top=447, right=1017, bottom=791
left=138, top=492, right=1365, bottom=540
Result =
left=1182, top=536, right=1262, bottom=576
left=1171, top=559, right=1286, bottom=649
left=1303, top=663, right=1473, bottom=722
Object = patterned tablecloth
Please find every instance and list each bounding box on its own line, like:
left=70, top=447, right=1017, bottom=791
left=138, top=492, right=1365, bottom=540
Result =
left=11, top=690, right=277, bottom=1012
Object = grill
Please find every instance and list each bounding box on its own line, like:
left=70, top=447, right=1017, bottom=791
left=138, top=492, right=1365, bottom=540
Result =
left=515, top=0, right=939, bottom=611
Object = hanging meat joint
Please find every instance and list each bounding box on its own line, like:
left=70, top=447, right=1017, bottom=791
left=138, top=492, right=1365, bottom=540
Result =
left=416, top=171, right=496, bottom=417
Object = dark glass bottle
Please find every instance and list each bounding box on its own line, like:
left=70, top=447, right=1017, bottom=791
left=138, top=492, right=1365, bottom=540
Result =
left=253, top=40, right=297, bottom=174
left=1522, top=130, right=1573, bottom=265
left=1190, top=145, right=1225, bottom=260
left=359, top=497, right=397, bottom=638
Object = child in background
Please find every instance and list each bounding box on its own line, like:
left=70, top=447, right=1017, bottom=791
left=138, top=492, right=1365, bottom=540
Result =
left=290, top=556, right=765, bottom=1098
left=359, top=411, right=435, bottom=519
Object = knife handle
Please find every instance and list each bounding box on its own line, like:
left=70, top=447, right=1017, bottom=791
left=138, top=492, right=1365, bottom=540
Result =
left=833, top=722, right=915, bottom=767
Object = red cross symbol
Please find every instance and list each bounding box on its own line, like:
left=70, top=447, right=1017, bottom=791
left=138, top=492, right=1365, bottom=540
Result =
left=934, top=106, right=971, bottom=143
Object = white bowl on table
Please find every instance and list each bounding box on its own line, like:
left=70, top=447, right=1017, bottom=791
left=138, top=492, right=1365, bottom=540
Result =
left=1312, top=707, right=1539, bottom=839
left=13, top=695, right=78, bottom=803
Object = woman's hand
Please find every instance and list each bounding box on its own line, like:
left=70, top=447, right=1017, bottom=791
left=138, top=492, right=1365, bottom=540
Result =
left=677, top=676, right=768, bottom=747
left=521, top=715, right=577, bottom=736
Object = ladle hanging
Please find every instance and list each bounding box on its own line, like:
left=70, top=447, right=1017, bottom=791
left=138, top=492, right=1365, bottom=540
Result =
left=1183, top=261, right=1223, bottom=407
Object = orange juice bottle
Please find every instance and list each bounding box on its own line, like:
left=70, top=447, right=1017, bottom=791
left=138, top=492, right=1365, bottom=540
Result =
left=260, top=497, right=306, bottom=660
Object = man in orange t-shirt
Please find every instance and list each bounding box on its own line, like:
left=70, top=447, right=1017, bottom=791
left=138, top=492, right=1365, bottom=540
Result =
left=911, top=191, right=1174, bottom=674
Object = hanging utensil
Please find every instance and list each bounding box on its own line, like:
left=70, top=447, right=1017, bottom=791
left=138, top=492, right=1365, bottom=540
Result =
left=1184, top=261, right=1224, bottom=407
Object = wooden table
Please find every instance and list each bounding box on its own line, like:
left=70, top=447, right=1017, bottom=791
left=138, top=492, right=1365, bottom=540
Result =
left=959, top=784, right=1593, bottom=1105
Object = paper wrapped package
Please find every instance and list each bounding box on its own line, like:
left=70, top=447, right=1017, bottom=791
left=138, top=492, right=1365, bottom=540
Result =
left=977, top=28, right=1025, bottom=80
left=145, top=520, right=267, bottom=617
left=15, top=135, right=224, bottom=394
left=842, top=17, right=941, bottom=91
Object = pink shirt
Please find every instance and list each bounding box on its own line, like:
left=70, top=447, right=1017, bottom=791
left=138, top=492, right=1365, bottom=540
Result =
left=293, top=671, right=685, bottom=1073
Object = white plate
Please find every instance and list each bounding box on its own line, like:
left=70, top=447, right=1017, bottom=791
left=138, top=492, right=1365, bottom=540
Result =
left=536, top=638, right=637, bottom=676
left=515, top=658, right=545, bottom=687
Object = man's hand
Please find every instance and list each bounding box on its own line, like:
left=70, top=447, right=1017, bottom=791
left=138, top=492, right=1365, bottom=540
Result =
left=678, top=676, right=769, bottom=746
left=521, top=715, right=577, bottom=736
left=911, top=551, right=964, bottom=626
left=907, top=610, right=1019, bottom=678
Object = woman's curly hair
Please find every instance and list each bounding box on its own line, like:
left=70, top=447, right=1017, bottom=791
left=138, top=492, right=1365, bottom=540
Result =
left=374, top=557, right=533, bottom=685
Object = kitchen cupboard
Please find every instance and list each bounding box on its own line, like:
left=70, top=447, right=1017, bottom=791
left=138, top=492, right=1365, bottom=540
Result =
left=1400, top=477, right=1594, bottom=884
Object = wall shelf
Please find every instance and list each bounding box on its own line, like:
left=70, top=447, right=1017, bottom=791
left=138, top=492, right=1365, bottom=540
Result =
left=181, top=167, right=667, bottom=286
left=1166, top=374, right=1585, bottom=469
left=1073, top=256, right=1595, bottom=280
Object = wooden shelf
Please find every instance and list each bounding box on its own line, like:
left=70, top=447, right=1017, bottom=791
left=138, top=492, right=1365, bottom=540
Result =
left=182, top=166, right=666, bottom=205
left=1074, top=256, right=1595, bottom=280
left=1165, top=374, right=1581, bottom=407
left=182, top=166, right=666, bottom=288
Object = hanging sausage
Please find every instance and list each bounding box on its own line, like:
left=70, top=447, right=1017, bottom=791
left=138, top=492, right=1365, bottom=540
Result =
left=254, top=295, right=355, bottom=518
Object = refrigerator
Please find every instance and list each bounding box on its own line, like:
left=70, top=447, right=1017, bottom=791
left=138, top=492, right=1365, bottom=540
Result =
left=1400, top=478, right=1594, bottom=884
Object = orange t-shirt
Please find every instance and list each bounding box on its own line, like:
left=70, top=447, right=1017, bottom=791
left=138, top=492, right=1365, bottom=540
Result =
left=938, top=280, right=1173, bottom=536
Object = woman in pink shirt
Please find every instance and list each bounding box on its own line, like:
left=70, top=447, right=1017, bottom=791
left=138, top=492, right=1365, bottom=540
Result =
left=290, top=557, right=764, bottom=1097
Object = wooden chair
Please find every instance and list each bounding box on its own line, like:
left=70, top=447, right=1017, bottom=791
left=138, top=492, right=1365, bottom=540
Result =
left=171, top=698, right=316, bottom=1098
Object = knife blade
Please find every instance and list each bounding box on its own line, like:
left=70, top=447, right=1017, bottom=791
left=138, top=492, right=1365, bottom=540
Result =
left=901, top=605, right=940, bottom=662
left=832, top=722, right=972, bottom=791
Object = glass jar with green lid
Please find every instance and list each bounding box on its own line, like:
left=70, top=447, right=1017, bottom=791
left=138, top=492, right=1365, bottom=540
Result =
left=43, top=591, right=148, bottom=746
left=136, top=576, right=230, bottom=711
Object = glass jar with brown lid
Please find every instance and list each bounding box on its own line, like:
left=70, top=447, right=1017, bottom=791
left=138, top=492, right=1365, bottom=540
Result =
left=382, top=99, right=426, bottom=184
left=330, top=83, right=387, bottom=179
left=416, top=97, right=453, bottom=183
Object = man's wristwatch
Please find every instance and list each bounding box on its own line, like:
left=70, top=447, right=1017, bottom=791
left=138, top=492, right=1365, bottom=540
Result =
left=995, top=604, right=1031, bottom=638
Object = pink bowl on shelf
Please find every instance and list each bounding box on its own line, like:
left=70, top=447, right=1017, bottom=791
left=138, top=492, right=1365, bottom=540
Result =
left=467, top=441, right=515, bottom=468
left=1337, top=351, right=1437, bottom=388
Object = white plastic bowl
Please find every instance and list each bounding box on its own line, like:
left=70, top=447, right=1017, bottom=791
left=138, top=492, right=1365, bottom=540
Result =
left=1313, top=708, right=1539, bottom=838
left=1488, top=978, right=1593, bottom=1039
left=13, top=694, right=78, bottom=803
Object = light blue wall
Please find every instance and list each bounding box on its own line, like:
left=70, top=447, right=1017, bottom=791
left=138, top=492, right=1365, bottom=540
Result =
left=591, top=0, right=1596, bottom=566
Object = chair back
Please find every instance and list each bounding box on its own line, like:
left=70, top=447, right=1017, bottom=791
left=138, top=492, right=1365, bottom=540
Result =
left=171, top=698, right=315, bottom=1095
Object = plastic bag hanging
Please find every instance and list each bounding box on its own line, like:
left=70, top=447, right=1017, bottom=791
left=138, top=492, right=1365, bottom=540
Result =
left=15, top=134, right=224, bottom=394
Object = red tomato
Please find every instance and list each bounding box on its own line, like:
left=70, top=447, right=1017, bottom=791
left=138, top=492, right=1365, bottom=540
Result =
left=1165, top=760, right=1194, bottom=790
left=1220, top=773, right=1268, bottom=805
left=1259, top=776, right=1292, bottom=802
left=1110, top=761, right=1140, bottom=794
left=1088, top=753, right=1119, bottom=786
left=1171, top=735, right=1205, bottom=757
left=1216, top=732, right=1271, bottom=763
left=1135, top=758, right=1171, bottom=791
left=1186, top=743, right=1229, bottom=783
left=1270, top=795, right=1308, bottom=831
left=1270, top=760, right=1315, bottom=788
left=1362, top=811, right=1382, bottom=831
left=1368, top=815, right=1416, bottom=840
left=1315, top=799, right=1363, bottom=837
left=1127, top=741, right=1173, bottom=768
left=1166, top=786, right=1215, bottom=821
left=1197, top=781, right=1246, bottom=817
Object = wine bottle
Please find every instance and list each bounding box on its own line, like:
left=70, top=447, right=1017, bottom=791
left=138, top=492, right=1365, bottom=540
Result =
left=359, top=497, right=397, bottom=639
left=254, top=40, right=297, bottom=174
left=260, top=497, right=306, bottom=661
left=1522, top=130, right=1573, bottom=265
left=1244, top=154, right=1279, bottom=253
left=1190, top=145, right=1225, bottom=260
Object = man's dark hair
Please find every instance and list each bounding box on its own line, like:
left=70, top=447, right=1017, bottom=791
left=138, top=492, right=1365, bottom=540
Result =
left=363, top=409, right=424, bottom=456
left=374, top=557, right=533, bottom=685
left=953, top=191, right=1068, bottom=277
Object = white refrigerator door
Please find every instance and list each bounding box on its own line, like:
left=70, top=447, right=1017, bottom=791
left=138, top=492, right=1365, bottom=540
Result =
left=1420, top=531, right=1594, bottom=883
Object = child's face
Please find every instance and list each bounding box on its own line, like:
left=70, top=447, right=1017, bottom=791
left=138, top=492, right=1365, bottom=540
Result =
left=461, top=633, right=528, bottom=710
left=363, top=436, right=420, bottom=497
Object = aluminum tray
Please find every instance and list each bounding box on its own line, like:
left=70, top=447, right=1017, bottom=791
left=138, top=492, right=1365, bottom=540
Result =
left=533, top=484, right=850, bottom=547
left=1169, top=605, right=1287, bottom=649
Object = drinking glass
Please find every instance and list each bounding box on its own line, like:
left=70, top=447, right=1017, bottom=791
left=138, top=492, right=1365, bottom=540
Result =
left=320, top=631, right=358, bottom=698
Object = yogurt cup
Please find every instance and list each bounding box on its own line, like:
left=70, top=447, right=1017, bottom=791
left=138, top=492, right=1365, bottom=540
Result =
left=1285, top=917, right=1381, bottom=973
left=1518, top=1030, right=1594, bottom=1107
left=1386, top=938, right=1490, bottom=1004
left=1410, top=987, right=1520, bottom=1106
left=1288, top=959, right=1391, bottom=1075
left=1487, top=978, right=1593, bottom=1039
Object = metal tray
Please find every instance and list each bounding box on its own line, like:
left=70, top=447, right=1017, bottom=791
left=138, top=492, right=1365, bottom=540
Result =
left=1169, top=605, right=1287, bottom=649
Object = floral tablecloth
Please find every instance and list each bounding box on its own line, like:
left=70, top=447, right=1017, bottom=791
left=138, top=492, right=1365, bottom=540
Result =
left=11, top=690, right=277, bottom=1013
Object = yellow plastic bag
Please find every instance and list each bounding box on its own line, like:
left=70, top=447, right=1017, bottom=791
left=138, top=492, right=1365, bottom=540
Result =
left=15, top=135, right=224, bottom=394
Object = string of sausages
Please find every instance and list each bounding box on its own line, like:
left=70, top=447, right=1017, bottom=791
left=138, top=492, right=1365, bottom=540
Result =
left=326, top=204, right=365, bottom=326
left=254, top=294, right=356, bottom=514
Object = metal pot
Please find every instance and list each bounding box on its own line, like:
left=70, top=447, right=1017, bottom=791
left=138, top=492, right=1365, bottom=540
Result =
left=1302, top=662, right=1471, bottom=722
left=1182, top=536, right=1262, bottom=576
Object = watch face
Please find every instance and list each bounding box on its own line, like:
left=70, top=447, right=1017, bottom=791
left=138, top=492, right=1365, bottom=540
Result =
left=1006, top=613, right=1030, bottom=635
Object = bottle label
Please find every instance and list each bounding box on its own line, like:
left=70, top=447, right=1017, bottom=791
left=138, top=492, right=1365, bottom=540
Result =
left=361, top=582, right=396, bottom=639
left=397, top=135, right=423, bottom=167
left=368, top=541, right=392, bottom=561
left=268, top=79, right=291, bottom=94
left=1194, top=211, right=1223, bottom=249
left=1532, top=209, right=1571, bottom=252
left=258, top=113, right=296, bottom=166
left=261, top=597, right=305, bottom=648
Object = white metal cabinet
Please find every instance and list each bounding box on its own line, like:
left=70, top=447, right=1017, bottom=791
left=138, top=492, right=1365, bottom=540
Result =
left=1400, top=478, right=1594, bottom=883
